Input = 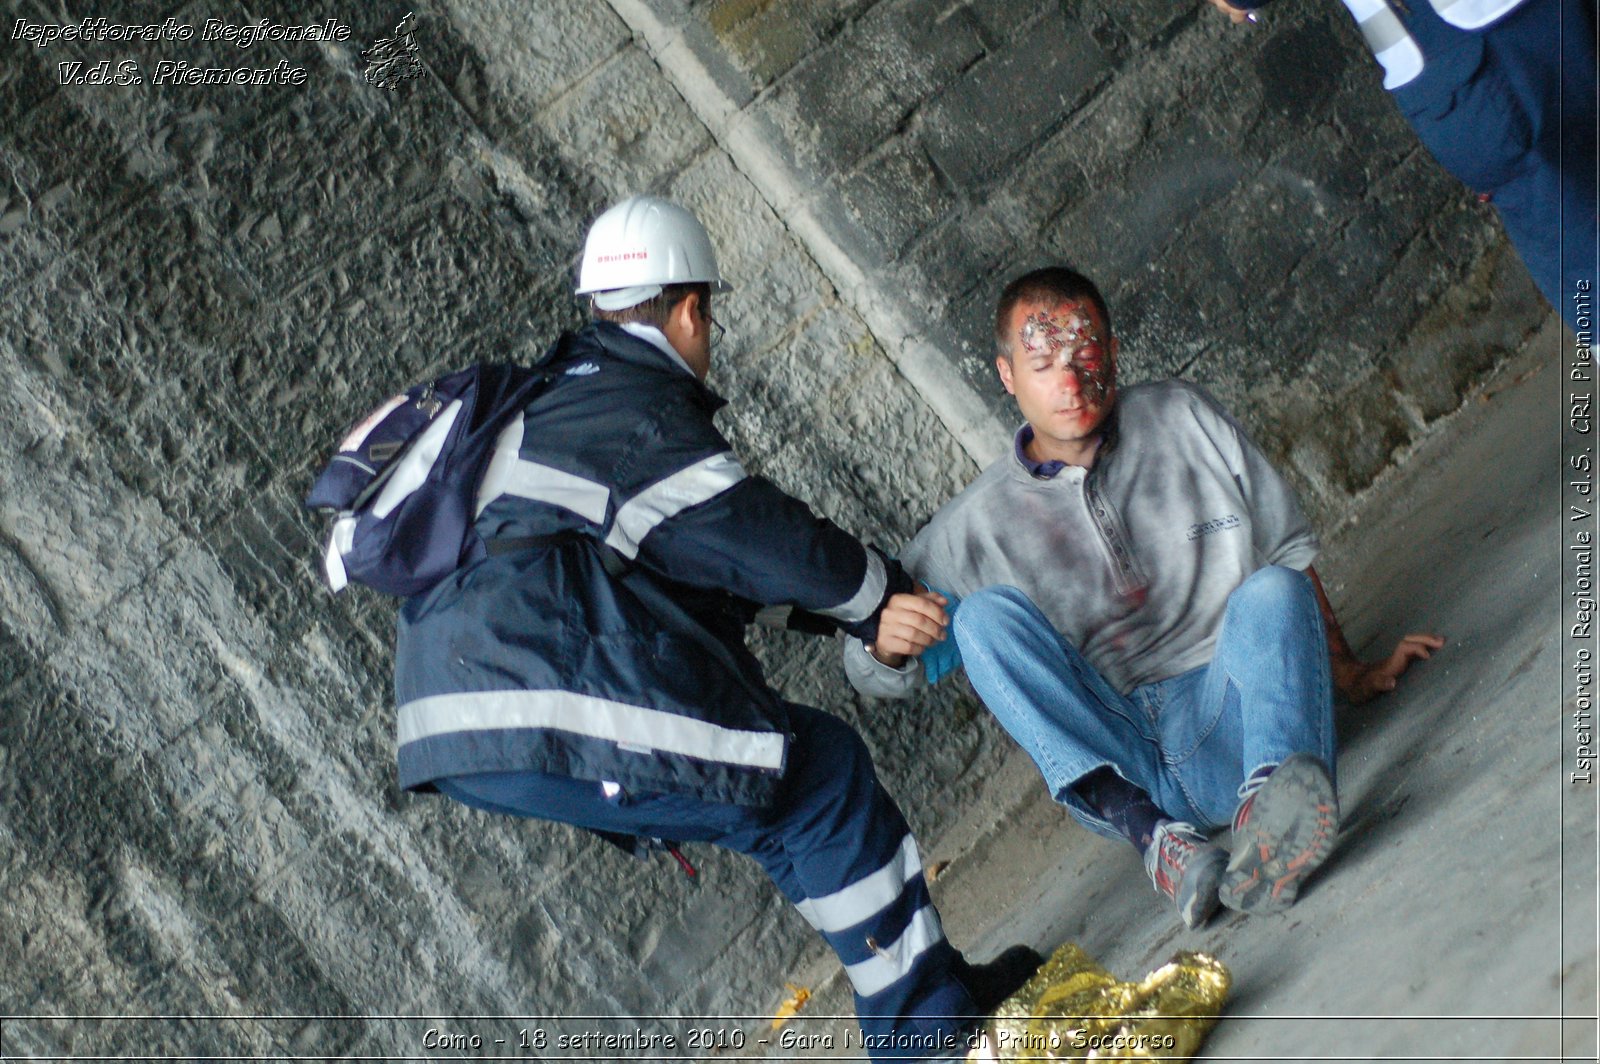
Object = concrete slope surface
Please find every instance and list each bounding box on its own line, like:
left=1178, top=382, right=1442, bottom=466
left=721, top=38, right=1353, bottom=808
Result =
left=0, top=1, right=1591, bottom=1061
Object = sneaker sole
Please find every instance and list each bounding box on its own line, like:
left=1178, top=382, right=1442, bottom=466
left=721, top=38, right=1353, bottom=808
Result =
left=1177, top=847, right=1227, bottom=929
left=1220, top=754, right=1338, bottom=914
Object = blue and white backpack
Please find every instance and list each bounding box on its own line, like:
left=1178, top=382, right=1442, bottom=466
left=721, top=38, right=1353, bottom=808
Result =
left=305, top=353, right=559, bottom=597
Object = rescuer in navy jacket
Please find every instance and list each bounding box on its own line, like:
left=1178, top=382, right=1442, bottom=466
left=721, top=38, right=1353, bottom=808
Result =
left=393, top=196, right=1039, bottom=1058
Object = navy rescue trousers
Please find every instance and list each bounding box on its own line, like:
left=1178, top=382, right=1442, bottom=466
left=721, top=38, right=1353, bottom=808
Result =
left=435, top=702, right=980, bottom=1060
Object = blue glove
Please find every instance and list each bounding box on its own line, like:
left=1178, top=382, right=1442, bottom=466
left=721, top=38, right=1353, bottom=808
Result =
left=920, top=587, right=964, bottom=685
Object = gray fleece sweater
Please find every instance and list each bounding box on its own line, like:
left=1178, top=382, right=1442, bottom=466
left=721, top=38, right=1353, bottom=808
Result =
left=844, top=379, right=1319, bottom=697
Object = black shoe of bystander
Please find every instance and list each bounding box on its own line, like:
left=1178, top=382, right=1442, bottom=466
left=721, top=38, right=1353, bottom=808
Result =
left=952, top=945, right=1046, bottom=1014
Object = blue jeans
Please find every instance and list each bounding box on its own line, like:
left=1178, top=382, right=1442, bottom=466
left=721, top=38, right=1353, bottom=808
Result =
left=952, top=566, right=1336, bottom=837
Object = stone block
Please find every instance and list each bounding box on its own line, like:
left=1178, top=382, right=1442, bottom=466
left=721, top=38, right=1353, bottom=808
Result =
left=0, top=43, right=61, bottom=134
left=1043, top=130, right=1246, bottom=294
left=696, top=0, right=873, bottom=89
left=1278, top=197, right=1421, bottom=341
left=761, top=48, right=899, bottom=174
left=984, top=142, right=1091, bottom=248
left=834, top=136, right=953, bottom=260
left=1302, top=374, right=1418, bottom=496
left=664, top=148, right=791, bottom=290
left=1185, top=176, right=1324, bottom=316
left=2, top=93, right=146, bottom=257
left=938, top=279, right=1019, bottom=415
left=1271, top=119, right=1374, bottom=205
left=420, top=0, right=630, bottom=112
left=1109, top=283, right=1215, bottom=384
left=1250, top=13, right=1358, bottom=130
left=717, top=298, right=976, bottom=543
left=761, top=0, right=986, bottom=173
left=710, top=243, right=830, bottom=349
left=904, top=207, right=1014, bottom=310
left=1066, top=0, right=1135, bottom=65
left=1382, top=152, right=1473, bottom=234
left=1383, top=235, right=1544, bottom=422
left=958, top=0, right=1052, bottom=48
left=539, top=48, right=711, bottom=200
left=1323, top=58, right=1422, bottom=180
left=1106, top=0, right=1199, bottom=47
left=920, top=6, right=1112, bottom=194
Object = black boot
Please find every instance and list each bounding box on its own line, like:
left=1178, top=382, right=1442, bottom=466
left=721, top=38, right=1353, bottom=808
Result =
left=952, top=945, right=1045, bottom=1013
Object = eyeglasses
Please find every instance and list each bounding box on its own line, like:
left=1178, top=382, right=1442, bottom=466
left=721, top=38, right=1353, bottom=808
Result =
left=707, top=312, right=725, bottom=351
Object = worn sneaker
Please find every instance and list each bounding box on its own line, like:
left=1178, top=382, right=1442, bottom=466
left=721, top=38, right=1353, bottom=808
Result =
left=953, top=944, right=1046, bottom=1013
left=1143, top=821, right=1227, bottom=929
left=1220, top=753, right=1339, bottom=913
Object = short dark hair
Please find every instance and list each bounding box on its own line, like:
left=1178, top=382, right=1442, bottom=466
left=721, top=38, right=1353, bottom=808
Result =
left=592, top=282, right=711, bottom=328
left=994, top=267, right=1111, bottom=359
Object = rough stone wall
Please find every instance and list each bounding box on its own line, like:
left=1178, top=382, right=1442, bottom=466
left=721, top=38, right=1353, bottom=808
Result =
left=668, top=0, right=1547, bottom=518
left=0, top=2, right=987, bottom=1056
left=0, top=0, right=1549, bottom=1057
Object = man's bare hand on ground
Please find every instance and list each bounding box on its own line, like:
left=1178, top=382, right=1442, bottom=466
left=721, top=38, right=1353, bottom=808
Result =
left=868, top=588, right=949, bottom=668
left=1333, top=633, right=1446, bottom=704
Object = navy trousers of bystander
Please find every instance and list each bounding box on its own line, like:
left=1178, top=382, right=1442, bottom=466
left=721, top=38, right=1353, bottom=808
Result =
left=435, top=702, right=979, bottom=1061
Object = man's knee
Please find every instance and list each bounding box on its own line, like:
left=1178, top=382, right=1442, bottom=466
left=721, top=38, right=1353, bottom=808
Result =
left=1228, top=565, right=1312, bottom=612
left=790, top=705, right=876, bottom=786
left=952, top=585, right=1044, bottom=648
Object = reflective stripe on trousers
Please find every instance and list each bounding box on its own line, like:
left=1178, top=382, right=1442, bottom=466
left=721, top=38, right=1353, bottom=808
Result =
left=430, top=702, right=979, bottom=1059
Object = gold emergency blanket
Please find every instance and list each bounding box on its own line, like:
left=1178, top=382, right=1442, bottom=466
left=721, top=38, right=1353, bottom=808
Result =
left=972, top=942, right=1230, bottom=1062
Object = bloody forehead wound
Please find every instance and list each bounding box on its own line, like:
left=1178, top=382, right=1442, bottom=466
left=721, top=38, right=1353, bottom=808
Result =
left=1018, top=303, right=1102, bottom=358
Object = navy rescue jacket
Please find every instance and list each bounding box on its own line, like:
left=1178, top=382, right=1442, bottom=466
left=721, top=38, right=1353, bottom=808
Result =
left=394, top=322, right=909, bottom=808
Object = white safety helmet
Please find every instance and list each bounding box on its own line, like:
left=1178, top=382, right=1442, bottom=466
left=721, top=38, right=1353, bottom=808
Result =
left=575, top=195, right=730, bottom=311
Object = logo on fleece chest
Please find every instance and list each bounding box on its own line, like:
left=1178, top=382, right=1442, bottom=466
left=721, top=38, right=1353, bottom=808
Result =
left=1185, top=514, right=1241, bottom=541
